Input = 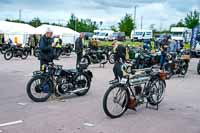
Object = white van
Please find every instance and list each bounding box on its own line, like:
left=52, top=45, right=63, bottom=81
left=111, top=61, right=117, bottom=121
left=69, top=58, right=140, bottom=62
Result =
left=171, top=27, right=192, bottom=43
left=131, top=29, right=153, bottom=41
left=92, top=30, right=114, bottom=41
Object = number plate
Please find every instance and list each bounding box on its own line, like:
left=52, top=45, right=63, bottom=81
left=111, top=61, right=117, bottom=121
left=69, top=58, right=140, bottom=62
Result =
left=120, top=78, right=127, bottom=84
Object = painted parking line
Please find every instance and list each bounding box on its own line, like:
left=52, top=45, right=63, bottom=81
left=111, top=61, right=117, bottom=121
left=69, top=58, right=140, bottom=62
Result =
left=0, top=120, right=23, bottom=127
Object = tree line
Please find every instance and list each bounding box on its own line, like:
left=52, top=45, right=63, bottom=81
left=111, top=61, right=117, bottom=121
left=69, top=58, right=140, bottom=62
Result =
left=5, top=10, right=200, bottom=37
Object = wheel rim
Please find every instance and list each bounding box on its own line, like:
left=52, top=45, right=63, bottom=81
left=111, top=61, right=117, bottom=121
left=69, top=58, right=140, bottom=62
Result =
left=106, top=87, right=128, bottom=116
left=81, top=57, right=89, bottom=65
left=74, top=74, right=89, bottom=91
left=150, top=80, right=165, bottom=103
left=30, top=79, right=50, bottom=99
left=109, top=54, right=114, bottom=64
left=5, top=51, right=12, bottom=59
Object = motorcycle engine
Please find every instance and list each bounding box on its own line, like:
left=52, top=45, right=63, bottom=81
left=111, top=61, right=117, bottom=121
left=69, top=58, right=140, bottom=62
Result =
left=56, top=78, right=73, bottom=95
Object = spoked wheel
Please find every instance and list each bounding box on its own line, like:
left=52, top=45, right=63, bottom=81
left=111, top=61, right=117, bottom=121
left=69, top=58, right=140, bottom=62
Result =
left=4, top=50, right=13, bottom=60
left=34, top=48, right=40, bottom=57
left=180, top=63, right=188, bottom=76
left=26, top=77, right=52, bottom=102
left=100, top=53, right=108, bottom=64
left=80, top=57, right=89, bottom=67
left=21, top=50, right=29, bottom=60
left=74, top=73, right=91, bottom=96
left=103, top=85, right=129, bottom=118
left=109, top=53, right=115, bottom=64
left=147, top=80, right=166, bottom=106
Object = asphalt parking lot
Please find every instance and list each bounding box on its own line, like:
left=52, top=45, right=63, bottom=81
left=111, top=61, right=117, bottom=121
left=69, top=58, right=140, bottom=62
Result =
left=0, top=54, right=200, bottom=133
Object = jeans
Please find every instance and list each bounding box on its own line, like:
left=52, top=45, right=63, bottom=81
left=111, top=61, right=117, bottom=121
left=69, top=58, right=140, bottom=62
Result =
left=113, top=62, right=123, bottom=80
left=76, top=52, right=83, bottom=67
left=160, top=53, right=166, bottom=70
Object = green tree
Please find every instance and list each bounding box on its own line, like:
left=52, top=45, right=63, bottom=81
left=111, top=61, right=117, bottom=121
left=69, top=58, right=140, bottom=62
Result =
left=67, top=14, right=98, bottom=32
left=29, top=18, right=42, bottom=27
left=118, top=14, right=135, bottom=36
left=176, top=19, right=185, bottom=27
left=185, top=10, right=200, bottom=29
left=110, top=25, right=118, bottom=32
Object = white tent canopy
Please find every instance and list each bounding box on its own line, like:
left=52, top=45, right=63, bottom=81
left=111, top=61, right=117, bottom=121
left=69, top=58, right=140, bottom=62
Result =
left=0, top=20, right=35, bottom=34
left=35, top=24, right=80, bottom=44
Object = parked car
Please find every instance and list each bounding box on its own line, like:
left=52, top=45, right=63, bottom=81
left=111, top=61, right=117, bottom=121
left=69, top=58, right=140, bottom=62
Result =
left=109, top=32, right=126, bottom=41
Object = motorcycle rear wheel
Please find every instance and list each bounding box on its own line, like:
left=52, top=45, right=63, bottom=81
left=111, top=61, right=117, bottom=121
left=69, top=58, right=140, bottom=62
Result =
left=21, top=51, right=29, bottom=60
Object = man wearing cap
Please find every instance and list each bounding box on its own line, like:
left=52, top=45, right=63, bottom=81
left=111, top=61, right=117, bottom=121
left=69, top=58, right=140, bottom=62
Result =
left=39, top=28, right=55, bottom=70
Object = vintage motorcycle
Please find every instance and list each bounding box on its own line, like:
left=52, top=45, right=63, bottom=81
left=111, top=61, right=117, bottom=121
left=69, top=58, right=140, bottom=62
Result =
left=80, top=48, right=108, bottom=67
left=164, top=51, right=190, bottom=79
left=130, top=49, right=161, bottom=69
left=54, top=44, right=74, bottom=59
left=26, top=62, right=93, bottom=102
left=103, top=66, right=166, bottom=118
left=4, top=45, right=30, bottom=60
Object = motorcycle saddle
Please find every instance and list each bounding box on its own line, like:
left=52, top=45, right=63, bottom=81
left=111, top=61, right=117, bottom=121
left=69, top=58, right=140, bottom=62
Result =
left=63, top=69, right=77, bottom=74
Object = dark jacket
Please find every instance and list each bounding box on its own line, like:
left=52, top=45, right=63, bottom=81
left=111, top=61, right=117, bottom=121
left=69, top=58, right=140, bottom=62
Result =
left=75, top=37, right=83, bottom=53
left=39, top=35, right=54, bottom=62
left=114, top=45, right=126, bottom=62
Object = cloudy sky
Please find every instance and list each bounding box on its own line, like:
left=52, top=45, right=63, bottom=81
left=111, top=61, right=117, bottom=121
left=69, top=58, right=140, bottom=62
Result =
left=0, top=0, right=199, bottom=30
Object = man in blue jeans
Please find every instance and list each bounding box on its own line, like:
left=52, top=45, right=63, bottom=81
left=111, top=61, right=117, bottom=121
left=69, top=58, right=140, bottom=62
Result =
left=160, top=35, right=170, bottom=70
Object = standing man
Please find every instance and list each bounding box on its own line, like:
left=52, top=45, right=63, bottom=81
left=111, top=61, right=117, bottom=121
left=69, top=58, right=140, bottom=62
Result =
left=112, top=41, right=126, bottom=80
left=75, top=33, right=84, bottom=67
left=39, top=28, right=55, bottom=70
left=160, top=35, right=170, bottom=70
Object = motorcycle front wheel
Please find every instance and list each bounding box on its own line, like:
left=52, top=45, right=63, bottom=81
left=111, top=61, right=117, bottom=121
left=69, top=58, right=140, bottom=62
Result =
left=103, top=85, right=129, bottom=118
left=26, top=77, right=53, bottom=102
left=164, top=64, right=173, bottom=79
left=4, top=50, right=13, bottom=60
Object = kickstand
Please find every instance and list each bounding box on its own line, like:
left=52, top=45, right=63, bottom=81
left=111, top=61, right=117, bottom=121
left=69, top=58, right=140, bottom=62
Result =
left=146, top=102, right=159, bottom=110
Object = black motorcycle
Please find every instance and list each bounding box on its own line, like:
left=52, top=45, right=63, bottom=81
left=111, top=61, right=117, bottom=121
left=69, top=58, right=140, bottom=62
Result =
left=54, top=44, right=74, bottom=59
left=103, top=67, right=166, bottom=118
left=197, top=60, right=200, bottom=74
left=164, top=52, right=190, bottom=79
left=80, top=48, right=108, bottom=67
left=26, top=62, right=93, bottom=102
left=130, top=49, right=160, bottom=69
left=4, top=45, right=29, bottom=60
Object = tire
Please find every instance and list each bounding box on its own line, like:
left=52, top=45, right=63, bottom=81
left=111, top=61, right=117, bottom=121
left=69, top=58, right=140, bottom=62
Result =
left=197, top=61, right=200, bottom=75
left=164, top=64, right=172, bottom=79
left=109, top=53, right=115, bottom=64
left=100, top=53, right=108, bottom=64
left=34, top=48, right=40, bottom=57
left=21, top=50, right=29, bottom=60
left=74, top=73, right=91, bottom=96
left=4, top=50, right=13, bottom=60
left=80, top=56, right=90, bottom=67
left=147, top=80, right=166, bottom=106
left=26, top=77, right=52, bottom=102
left=103, top=85, right=129, bottom=118
left=180, top=63, right=188, bottom=76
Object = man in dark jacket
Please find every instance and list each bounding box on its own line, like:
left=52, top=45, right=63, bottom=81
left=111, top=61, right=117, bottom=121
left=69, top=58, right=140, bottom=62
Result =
left=112, top=41, right=126, bottom=80
left=39, top=28, right=54, bottom=70
left=160, top=35, right=170, bottom=70
left=75, top=33, right=84, bottom=67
